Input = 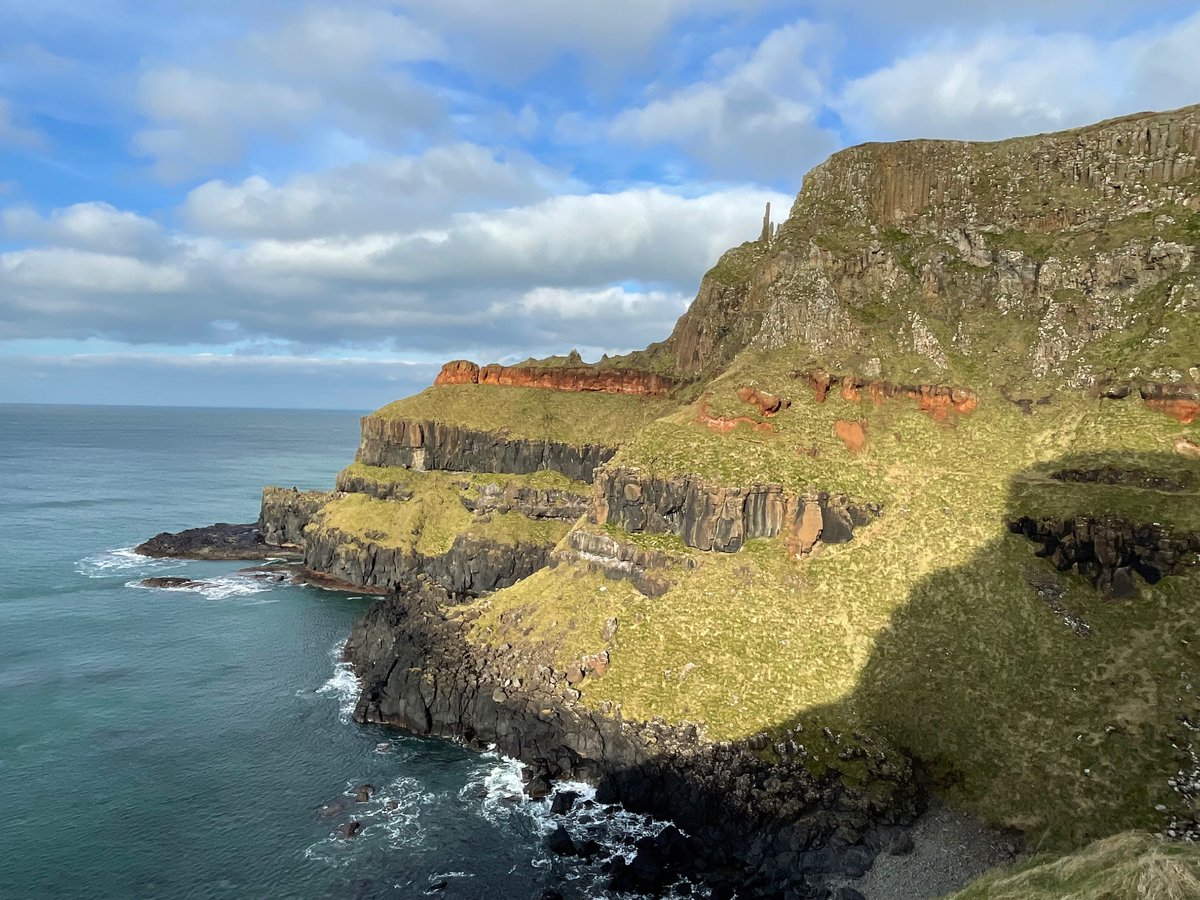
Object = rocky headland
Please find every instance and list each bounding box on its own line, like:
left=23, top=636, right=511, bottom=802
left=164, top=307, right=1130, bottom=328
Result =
left=139, top=105, right=1200, bottom=898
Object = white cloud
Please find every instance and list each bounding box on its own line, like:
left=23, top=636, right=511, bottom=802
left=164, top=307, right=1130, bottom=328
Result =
left=3, top=202, right=165, bottom=257
left=0, top=184, right=787, bottom=359
left=839, top=12, right=1200, bottom=142
left=182, top=144, right=577, bottom=239
left=608, top=21, right=839, bottom=181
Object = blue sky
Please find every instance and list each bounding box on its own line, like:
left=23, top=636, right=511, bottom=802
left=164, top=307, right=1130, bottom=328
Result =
left=1, top=0, right=1198, bottom=408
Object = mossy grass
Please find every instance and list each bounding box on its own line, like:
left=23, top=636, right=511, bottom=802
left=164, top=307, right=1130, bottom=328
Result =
left=312, top=470, right=571, bottom=556
left=951, top=831, right=1200, bottom=899
left=338, top=461, right=589, bottom=496
left=371, top=384, right=681, bottom=448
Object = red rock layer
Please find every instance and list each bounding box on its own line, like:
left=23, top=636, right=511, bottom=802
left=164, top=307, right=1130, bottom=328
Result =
left=798, top=371, right=978, bottom=421
left=695, top=400, right=774, bottom=434
left=434, top=360, right=675, bottom=398
left=1139, top=383, right=1200, bottom=424
left=736, top=386, right=791, bottom=416
left=834, top=420, right=867, bottom=454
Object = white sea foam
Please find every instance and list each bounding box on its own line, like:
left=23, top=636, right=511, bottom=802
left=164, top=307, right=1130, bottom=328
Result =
left=77, top=547, right=184, bottom=578
left=126, top=574, right=274, bottom=602
left=313, top=643, right=361, bottom=723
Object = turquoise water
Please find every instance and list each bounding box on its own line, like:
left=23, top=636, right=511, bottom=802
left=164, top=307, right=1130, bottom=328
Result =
left=0, top=405, right=657, bottom=899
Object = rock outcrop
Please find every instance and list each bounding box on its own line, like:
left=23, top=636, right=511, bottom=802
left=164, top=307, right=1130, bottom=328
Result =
left=434, top=359, right=676, bottom=397
left=358, top=417, right=614, bottom=483
left=135, top=522, right=295, bottom=560
left=1010, top=515, right=1200, bottom=598
left=666, top=106, right=1200, bottom=389
left=592, top=467, right=878, bottom=555
left=461, top=481, right=589, bottom=521
left=259, top=487, right=333, bottom=547
left=799, top=371, right=978, bottom=420
left=550, top=528, right=698, bottom=597
left=1140, top=382, right=1200, bottom=424
left=346, top=580, right=919, bottom=893
left=302, top=528, right=554, bottom=597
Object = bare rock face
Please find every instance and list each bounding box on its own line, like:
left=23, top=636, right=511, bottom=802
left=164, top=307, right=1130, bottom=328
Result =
left=1010, top=515, right=1200, bottom=598
left=259, top=487, right=333, bottom=547
left=665, top=105, right=1200, bottom=389
left=591, top=467, right=877, bottom=555
left=433, top=359, right=677, bottom=398
left=736, top=385, right=791, bottom=416
left=357, top=417, right=614, bottom=484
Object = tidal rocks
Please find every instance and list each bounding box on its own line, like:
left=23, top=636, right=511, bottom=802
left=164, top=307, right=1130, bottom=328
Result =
left=358, top=417, right=614, bottom=483
left=1010, top=515, right=1200, bottom=597
left=345, top=581, right=918, bottom=889
left=434, top=359, right=677, bottom=398
left=592, top=467, right=877, bottom=555
left=139, top=576, right=208, bottom=589
left=135, top=522, right=296, bottom=561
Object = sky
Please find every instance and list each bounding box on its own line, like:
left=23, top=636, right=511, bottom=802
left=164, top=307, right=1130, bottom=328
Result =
left=1, top=1, right=1198, bottom=408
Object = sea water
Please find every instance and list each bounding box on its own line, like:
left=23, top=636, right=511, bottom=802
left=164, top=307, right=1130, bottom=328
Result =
left=0, top=405, right=671, bottom=899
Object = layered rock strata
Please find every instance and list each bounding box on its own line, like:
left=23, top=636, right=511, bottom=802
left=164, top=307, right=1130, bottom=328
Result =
left=346, top=580, right=919, bottom=893
left=550, top=528, right=698, bottom=597
left=592, top=467, right=878, bottom=555
left=259, top=487, right=333, bottom=547
left=434, top=359, right=676, bottom=398
left=1010, top=515, right=1200, bottom=597
left=358, top=417, right=613, bottom=483
left=798, top=371, right=978, bottom=419
left=135, top=522, right=295, bottom=560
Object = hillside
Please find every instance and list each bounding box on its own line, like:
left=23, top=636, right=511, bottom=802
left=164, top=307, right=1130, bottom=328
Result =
left=201, top=105, right=1200, bottom=896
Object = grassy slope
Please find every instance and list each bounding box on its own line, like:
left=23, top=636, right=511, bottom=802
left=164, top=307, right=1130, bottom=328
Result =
left=466, top=346, right=1200, bottom=847
left=311, top=468, right=572, bottom=556
left=951, top=832, right=1200, bottom=899
left=371, top=384, right=682, bottom=447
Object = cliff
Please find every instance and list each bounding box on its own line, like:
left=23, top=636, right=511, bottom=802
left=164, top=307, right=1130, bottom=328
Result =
left=434, top=359, right=677, bottom=397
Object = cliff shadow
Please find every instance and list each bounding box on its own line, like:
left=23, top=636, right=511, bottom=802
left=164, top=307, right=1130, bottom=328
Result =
left=802, top=449, right=1200, bottom=850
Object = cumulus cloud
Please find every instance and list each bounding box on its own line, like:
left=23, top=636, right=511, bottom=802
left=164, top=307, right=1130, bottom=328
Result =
left=839, top=12, right=1200, bottom=142
left=0, top=185, right=788, bottom=358
left=608, top=21, right=839, bottom=182
left=182, top=144, right=578, bottom=239
left=3, top=202, right=166, bottom=257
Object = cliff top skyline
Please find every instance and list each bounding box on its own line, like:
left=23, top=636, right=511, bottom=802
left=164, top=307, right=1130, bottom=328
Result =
left=1, top=0, right=1199, bottom=408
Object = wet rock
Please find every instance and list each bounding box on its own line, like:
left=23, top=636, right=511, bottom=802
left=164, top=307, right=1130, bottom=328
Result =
left=139, top=577, right=208, bottom=590
left=354, top=784, right=374, bottom=803
left=546, top=825, right=577, bottom=856
left=337, top=821, right=363, bottom=838
left=317, top=800, right=347, bottom=818
left=135, top=523, right=293, bottom=561
left=550, top=790, right=580, bottom=816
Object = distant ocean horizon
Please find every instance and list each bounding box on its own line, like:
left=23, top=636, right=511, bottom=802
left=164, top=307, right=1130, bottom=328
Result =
left=0, top=404, right=668, bottom=899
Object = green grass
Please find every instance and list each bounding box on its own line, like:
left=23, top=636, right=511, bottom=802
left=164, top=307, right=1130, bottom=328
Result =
left=370, top=384, right=681, bottom=448
left=338, top=462, right=589, bottom=496
left=310, top=470, right=572, bottom=557
left=952, top=832, right=1200, bottom=899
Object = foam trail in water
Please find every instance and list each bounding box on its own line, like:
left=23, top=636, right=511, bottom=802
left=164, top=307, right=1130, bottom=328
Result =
left=314, top=642, right=361, bottom=723
left=77, top=547, right=184, bottom=578
left=126, top=574, right=274, bottom=602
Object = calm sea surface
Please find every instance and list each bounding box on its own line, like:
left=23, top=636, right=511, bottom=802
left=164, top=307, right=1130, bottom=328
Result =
left=0, top=405, right=662, bottom=900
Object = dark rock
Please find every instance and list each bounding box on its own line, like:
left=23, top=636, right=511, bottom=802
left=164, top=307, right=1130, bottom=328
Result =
left=337, top=820, right=363, bottom=838
left=886, top=830, right=915, bottom=856
left=834, top=888, right=867, bottom=900
left=139, top=577, right=207, bottom=590
left=358, top=417, right=614, bottom=483
left=135, top=522, right=295, bottom=561
left=546, top=825, right=577, bottom=856
left=538, top=891, right=565, bottom=900
left=354, top=784, right=374, bottom=803
left=526, top=774, right=552, bottom=800
left=317, top=800, right=347, bottom=818
left=550, top=790, right=580, bottom=816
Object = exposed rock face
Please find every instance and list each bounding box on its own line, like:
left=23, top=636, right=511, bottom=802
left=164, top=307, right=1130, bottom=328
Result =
left=1140, top=382, right=1200, bottom=424
left=666, top=106, right=1200, bottom=388
left=1010, top=515, right=1200, bottom=598
left=302, top=529, right=554, bottom=597
left=358, top=417, right=614, bottom=483
left=134, top=522, right=295, bottom=560
left=737, top=385, right=791, bottom=415
left=550, top=528, right=698, bottom=597
left=462, top=481, right=589, bottom=521
left=259, top=487, right=333, bottom=547
left=800, top=371, right=978, bottom=420
left=346, top=581, right=919, bottom=891
left=592, top=467, right=877, bottom=555
left=835, top=420, right=867, bottom=455
left=694, top=400, right=775, bottom=434
left=434, top=359, right=676, bottom=398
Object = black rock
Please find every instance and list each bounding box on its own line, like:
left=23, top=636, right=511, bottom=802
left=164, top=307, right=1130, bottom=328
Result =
left=337, top=820, right=363, bottom=838
left=886, top=830, right=915, bottom=856
left=135, top=522, right=293, bottom=561
left=550, top=790, right=580, bottom=816
left=834, top=888, right=867, bottom=900
left=546, top=825, right=577, bottom=857
left=355, top=784, right=375, bottom=803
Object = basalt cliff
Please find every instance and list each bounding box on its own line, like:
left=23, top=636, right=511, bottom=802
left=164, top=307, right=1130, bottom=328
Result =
left=142, top=106, right=1200, bottom=899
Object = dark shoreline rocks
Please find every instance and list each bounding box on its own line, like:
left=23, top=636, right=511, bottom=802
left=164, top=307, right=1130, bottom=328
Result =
left=134, top=522, right=301, bottom=561
left=345, top=579, right=920, bottom=895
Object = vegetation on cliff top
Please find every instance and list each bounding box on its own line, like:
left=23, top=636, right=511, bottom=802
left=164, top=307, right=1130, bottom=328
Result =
left=371, top=384, right=681, bottom=447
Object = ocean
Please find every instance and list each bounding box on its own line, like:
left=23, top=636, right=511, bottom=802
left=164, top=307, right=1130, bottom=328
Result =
left=0, top=404, right=666, bottom=900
